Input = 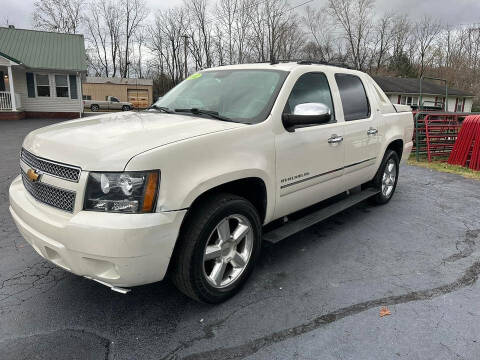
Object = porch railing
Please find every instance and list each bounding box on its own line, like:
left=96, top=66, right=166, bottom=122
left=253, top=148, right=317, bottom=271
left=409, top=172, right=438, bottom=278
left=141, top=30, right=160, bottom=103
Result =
left=0, top=91, right=22, bottom=111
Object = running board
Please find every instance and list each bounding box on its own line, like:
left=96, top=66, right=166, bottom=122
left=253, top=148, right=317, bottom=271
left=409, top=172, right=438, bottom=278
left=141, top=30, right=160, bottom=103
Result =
left=263, top=188, right=380, bottom=244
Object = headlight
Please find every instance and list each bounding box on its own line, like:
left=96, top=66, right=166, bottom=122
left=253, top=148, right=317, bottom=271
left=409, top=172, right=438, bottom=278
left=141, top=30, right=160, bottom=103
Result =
left=84, top=171, right=159, bottom=213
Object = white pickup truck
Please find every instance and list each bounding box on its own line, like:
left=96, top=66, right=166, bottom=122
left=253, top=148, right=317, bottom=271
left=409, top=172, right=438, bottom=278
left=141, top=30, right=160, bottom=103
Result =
left=84, top=95, right=133, bottom=112
left=9, top=61, right=413, bottom=303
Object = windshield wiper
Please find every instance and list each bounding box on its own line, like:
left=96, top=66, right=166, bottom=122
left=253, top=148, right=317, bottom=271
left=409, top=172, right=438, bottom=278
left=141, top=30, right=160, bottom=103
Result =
left=174, top=108, right=235, bottom=122
left=146, top=104, right=174, bottom=113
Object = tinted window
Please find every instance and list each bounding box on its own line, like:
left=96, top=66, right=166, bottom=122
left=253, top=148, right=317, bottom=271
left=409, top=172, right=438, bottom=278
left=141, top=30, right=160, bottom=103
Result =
left=284, top=72, right=335, bottom=122
left=335, top=74, right=370, bottom=121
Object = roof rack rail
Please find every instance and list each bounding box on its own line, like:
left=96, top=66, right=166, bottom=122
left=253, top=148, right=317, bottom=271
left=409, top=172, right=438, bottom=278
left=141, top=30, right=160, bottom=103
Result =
left=250, top=59, right=354, bottom=69
left=296, top=60, right=353, bottom=69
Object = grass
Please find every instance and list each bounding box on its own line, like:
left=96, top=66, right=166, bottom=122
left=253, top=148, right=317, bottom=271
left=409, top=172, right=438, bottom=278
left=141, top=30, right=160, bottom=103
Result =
left=407, top=154, right=480, bottom=180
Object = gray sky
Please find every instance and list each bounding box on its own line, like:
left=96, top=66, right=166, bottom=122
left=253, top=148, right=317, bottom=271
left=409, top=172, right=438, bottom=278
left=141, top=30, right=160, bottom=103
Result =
left=2, top=0, right=480, bottom=30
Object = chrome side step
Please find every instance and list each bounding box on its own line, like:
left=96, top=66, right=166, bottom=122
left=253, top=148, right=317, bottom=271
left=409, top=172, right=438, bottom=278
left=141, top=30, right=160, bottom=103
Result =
left=263, top=188, right=380, bottom=244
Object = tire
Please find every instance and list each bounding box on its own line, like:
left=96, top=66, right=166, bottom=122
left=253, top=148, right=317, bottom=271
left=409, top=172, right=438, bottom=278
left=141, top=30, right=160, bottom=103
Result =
left=122, top=105, right=131, bottom=111
left=369, top=150, right=400, bottom=205
left=90, top=104, right=100, bottom=112
left=171, top=193, right=262, bottom=303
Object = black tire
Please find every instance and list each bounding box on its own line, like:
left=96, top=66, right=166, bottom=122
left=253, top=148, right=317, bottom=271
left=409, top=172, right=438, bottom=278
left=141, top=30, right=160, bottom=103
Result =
left=122, top=105, right=131, bottom=111
left=369, top=150, right=400, bottom=205
left=171, top=193, right=262, bottom=303
left=90, top=104, right=100, bottom=112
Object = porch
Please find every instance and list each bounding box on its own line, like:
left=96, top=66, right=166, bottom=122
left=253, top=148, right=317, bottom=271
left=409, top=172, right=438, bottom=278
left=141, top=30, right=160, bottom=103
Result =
left=0, top=91, right=22, bottom=111
left=0, top=62, right=23, bottom=113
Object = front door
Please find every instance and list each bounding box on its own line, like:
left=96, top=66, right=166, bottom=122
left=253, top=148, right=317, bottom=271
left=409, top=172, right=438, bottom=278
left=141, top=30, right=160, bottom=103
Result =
left=109, top=97, right=121, bottom=110
left=335, top=73, right=380, bottom=189
left=274, top=72, right=345, bottom=219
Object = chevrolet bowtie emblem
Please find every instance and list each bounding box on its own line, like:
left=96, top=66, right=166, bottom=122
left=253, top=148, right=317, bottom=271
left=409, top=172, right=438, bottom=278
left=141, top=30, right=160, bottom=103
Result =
left=26, top=168, right=41, bottom=182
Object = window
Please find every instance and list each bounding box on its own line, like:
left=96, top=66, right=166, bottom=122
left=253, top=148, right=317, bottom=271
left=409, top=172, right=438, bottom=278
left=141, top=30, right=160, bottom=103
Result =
left=54, top=75, right=69, bottom=97
left=83, top=95, right=92, bottom=100
left=284, top=72, right=335, bottom=122
left=335, top=74, right=370, bottom=121
left=155, top=69, right=287, bottom=124
left=111, top=97, right=119, bottom=102
left=36, top=74, right=50, bottom=97
left=456, top=98, right=464, bottom=112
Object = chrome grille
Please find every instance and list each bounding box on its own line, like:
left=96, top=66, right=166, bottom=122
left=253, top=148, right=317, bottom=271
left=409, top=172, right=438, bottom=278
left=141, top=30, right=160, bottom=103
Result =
left=21, top=148, right=81, bottom=182
left=21, top=170, right=76, bottom=213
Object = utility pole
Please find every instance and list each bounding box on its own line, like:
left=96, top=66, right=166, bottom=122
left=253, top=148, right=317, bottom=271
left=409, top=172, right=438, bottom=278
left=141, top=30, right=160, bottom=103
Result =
left=181, top=35, right=189, bottom=79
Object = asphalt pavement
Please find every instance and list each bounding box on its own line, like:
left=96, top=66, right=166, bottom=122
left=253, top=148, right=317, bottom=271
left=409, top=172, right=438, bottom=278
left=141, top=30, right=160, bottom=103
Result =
left=1, top=119, right=479, bottom=360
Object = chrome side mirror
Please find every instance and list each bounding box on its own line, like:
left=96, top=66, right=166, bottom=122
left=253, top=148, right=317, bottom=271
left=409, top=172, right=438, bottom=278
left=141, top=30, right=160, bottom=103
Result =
left=282, top=103, right=332, bottom=132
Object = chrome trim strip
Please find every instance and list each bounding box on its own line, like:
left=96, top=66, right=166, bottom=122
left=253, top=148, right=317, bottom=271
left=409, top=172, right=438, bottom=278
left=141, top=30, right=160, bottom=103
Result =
left=21, top=148, right=81, bottom=183
left=280, top=157, right=376, bottom=189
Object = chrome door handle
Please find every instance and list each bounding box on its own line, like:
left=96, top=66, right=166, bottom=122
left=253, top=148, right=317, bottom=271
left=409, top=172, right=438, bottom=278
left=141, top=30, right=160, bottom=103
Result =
left=367, top=128, right=378, bottom=135
left=328, top=134, right=343, bottom=144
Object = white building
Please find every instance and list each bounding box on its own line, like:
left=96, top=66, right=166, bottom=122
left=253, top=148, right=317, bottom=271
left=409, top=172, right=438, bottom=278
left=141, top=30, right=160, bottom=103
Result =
left=0, top=26, right=86, bottom=120
left=373, top=76, right=474, bottom=113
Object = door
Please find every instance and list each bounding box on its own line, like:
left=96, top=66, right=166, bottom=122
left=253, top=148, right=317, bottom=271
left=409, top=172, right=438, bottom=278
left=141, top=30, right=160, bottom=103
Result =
left=128, top=89, right=149, bottom=109
left=275, top=72, right=345, bottom=218
left=109, top=96, right=121, bottom=110
left=335, top=73, right=380, bottom=189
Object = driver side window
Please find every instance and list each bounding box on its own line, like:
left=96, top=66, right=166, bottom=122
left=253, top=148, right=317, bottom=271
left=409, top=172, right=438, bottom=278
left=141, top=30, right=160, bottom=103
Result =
left=284, top=72, right=335, bottom=123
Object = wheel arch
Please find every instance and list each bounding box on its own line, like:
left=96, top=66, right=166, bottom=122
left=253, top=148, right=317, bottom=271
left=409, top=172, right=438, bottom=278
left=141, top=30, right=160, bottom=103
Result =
left=183, top=176, right=269, bottom=224
left=385, top=138, right=404, bottom=160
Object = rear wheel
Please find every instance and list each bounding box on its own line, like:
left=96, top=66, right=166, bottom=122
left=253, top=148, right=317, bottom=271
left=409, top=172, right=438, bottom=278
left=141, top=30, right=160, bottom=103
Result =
left=90, top=104, right=100, bottom=112
left=171, top=193, right=262, bottom=303
left=369, top=150, right=399, bottom=205
left=122, top=105, right=131, bottom=111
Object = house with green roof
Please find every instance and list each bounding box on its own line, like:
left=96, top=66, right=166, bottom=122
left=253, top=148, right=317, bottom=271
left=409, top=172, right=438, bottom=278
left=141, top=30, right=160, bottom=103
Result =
left=0, top=26, right=87, bottom=120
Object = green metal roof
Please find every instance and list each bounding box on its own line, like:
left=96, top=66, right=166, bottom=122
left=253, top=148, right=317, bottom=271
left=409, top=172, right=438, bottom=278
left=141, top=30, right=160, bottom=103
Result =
left=0, top=27, right=86, bottom=72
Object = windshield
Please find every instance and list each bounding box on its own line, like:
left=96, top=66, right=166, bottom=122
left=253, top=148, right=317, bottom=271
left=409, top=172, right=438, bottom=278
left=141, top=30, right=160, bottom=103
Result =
left=152, top=69, right=288, bottom=124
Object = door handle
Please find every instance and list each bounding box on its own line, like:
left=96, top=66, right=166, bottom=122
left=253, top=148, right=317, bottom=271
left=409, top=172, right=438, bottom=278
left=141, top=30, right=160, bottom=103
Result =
left=367, top=128, right=378, bottom=135
left=328, top=134, right=344, bottom=144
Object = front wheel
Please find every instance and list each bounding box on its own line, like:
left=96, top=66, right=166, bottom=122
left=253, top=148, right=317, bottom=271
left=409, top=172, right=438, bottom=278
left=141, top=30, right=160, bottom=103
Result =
left=171, top=193, right=262, bottom=303
left=122, top=105, right=131, bottom=111
left=369, top=150, right=399, bottom=205
left=90, top=104, right=100, bottom=112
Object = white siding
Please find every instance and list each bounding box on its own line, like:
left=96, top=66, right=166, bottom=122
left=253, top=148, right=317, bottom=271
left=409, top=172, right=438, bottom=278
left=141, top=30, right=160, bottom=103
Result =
left=388, top=92, right=473, bottom=112
left=11, top=68, right=82, bottom=114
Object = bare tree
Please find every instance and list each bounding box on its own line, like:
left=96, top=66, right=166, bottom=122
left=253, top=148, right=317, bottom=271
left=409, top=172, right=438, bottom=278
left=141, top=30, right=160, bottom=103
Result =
left=303, top=5, right=340, bottom=62
left=216, top=0, right=238, bottom=64
left=413, top=16, right=442, bottom=77
left=120, top=0, right=148, bottom=78
left=150, top=7, right=187, bottom=84
left=85, top=0, right=122, bottom=77
left=33, top=0, right=84, bottom=34
left=371, top=13, right=396, bottom=72
left=327, top=0, right=374, bottom=70
left=186, top=0, right=213, bottom=68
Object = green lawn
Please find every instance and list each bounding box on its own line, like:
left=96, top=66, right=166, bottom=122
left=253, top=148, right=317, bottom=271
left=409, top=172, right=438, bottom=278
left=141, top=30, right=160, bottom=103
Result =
left=408, top=155, right=480, bottom=180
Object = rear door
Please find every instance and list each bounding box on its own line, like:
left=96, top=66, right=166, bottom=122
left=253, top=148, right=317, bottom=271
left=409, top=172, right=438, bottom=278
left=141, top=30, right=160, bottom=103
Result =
left=335, top=73, right=380, bottom=189
left=274, top=72, right=345, bottom=218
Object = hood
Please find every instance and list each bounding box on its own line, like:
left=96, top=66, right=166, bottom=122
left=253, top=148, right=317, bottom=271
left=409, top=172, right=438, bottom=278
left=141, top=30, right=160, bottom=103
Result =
left=23, top=111, right=244, bottom=171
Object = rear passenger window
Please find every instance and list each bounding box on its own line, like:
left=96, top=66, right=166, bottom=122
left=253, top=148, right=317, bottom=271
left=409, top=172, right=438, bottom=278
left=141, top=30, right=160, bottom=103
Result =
left=284, top=72, right=335, bottom=122
left=335, top=74, right=370, bottom=121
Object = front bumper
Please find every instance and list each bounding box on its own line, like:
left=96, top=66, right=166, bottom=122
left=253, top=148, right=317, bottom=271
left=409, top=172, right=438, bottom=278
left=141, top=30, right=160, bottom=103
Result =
left=9, top=175, right=186, bottom=287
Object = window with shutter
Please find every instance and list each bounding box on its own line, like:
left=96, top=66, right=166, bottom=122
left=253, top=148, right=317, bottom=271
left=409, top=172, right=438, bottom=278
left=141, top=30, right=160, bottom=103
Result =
left=69, top=75, right=78, bottom=99
left=26, top=72, right=35, bottom=98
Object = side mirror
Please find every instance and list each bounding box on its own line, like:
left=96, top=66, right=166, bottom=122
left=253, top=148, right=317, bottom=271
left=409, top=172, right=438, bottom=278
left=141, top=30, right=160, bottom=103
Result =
left=282, top=103, right=332, bottom=132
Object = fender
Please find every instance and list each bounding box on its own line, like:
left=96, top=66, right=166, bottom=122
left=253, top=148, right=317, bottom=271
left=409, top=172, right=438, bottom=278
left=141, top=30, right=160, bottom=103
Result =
left=180, top=169, right=274, bottom=223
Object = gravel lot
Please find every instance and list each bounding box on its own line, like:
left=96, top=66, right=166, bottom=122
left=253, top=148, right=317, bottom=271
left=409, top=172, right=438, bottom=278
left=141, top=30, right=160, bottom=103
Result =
left=1, top=119, right=479, bottom=360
